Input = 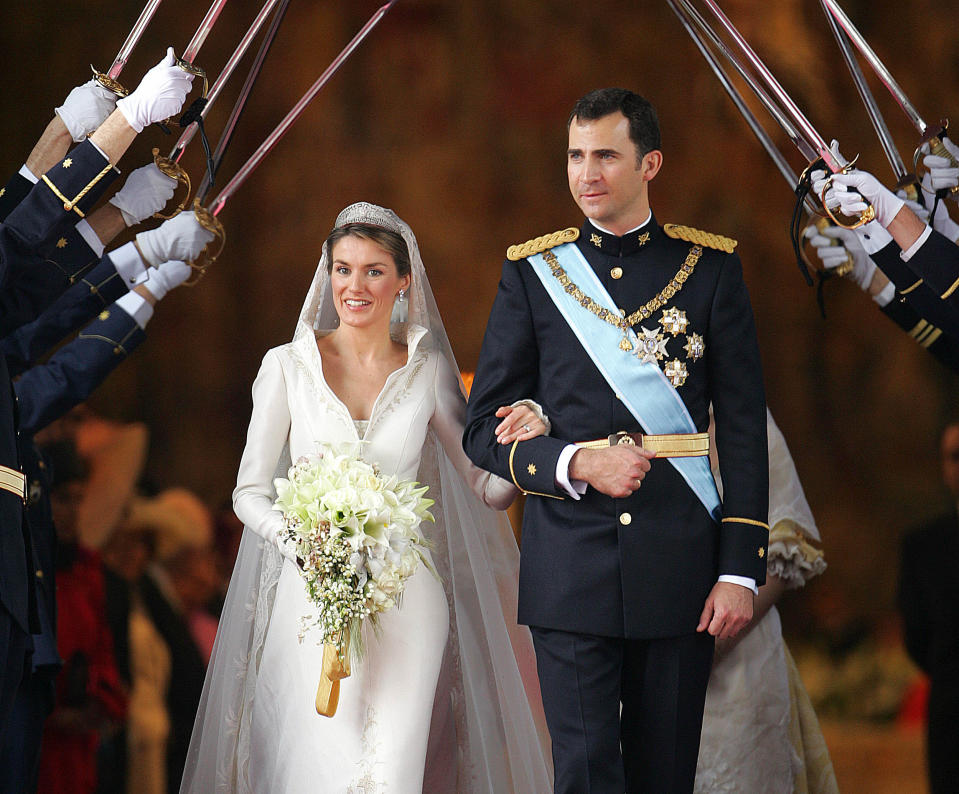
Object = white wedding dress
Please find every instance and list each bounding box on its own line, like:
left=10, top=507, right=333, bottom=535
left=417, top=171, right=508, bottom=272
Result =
left=180, top=204, right=552, bottom=794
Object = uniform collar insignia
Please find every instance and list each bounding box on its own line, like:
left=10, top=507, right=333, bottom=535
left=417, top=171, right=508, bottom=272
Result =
left=580, top=217, right=659, bottom=257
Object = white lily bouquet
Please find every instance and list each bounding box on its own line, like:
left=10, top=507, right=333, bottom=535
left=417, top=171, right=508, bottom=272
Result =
left=273, top=443, right=434, bottom=715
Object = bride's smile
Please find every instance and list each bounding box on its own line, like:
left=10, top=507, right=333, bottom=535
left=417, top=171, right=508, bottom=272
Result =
left=330, top=236, right=410, bottom=330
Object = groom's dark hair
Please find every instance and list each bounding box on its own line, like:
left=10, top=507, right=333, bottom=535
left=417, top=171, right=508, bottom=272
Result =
left=324, top=224, right=411, bottom=277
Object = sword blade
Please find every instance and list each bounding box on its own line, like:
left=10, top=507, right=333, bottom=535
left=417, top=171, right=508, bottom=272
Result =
left=182, top=0, right=233, bottom=65
left=107, top=0, right=164, bottom=80
left=697, top=0, right=843, bottom=171
left=170, top=0, right=286, bottom=163
left=197, top=0, right=293, bottom=201
left=209, top=0, right=399, bottom=216
left=820, top=0, right=913, bottom=188
left=668, top=0, right=817, bottom=213
left=676, top=0, right=819, bottom=165
left=820, top=0, right=928, bottom=135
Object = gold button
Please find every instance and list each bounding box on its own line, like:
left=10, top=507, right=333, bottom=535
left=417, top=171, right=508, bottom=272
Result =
left=35, top=570, right=43, bottom=579
left=619, top=512, right=632, bottom=526
left=610, top=266, right=623, bottom=280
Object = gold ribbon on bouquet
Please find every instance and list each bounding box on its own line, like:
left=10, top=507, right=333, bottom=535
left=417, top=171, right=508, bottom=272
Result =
left=316, top=633, right=351, bottom=717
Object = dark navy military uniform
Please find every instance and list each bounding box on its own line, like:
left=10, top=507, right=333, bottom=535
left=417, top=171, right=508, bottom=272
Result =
left=464, top=216, right=768, bottom=793
left=879, top=295, right=959, bottom=373
left=0, top=140, right=120, bottom=738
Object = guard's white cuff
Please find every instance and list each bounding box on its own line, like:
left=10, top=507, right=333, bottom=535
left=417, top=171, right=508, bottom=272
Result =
left=114, top=291, right=153, bottom=329
left=555, top=443, right=587, bottom=500
left=108, top=241, right=150, bottom=287
left=87, top=137, right=110, bottom=163
left=855, top=221, right=894, bottom=255
left=718, top=574, right=758, bottom=595
left=900, top=225, right=933, bottom=262
left=873, top=280, right=895, bottom=307
left=75, top=219, right=105, bottom=256
left=18, top=164, right=38, bottom=185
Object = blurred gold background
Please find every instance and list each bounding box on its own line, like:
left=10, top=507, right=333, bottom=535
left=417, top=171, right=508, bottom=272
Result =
left=1, top=0, right=957, bottom=692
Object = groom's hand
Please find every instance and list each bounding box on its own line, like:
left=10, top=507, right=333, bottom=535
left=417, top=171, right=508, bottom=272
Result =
left=568, top=445, right=656, bottom=498
left=696, top=581, right=753, bottom=639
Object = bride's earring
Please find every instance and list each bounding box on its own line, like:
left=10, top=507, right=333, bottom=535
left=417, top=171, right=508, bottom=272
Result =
left=391, top=289, right=408, bottom=324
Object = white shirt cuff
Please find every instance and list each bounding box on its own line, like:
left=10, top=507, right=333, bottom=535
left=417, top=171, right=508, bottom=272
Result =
left=87, top=137, right=110, bottom=163
left=855, top=221, right=894, bottom=255
left=873, top=280, right=895, bottom=307
left=114, top=291, right=153, bottom=330
left=718, top=574, right=758, bottom=595
left=74, top=219, right=105, bottom=257
left=555, top=444, right=588, bottom=500
left=900, top=225, right=933, bottom=262
left=18, top=164, right=38, bottom=184
left=108, top=241, right=149, bottom=287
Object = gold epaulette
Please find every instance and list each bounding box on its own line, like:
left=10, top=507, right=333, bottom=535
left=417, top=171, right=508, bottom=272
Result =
left=663, top=223, right=737, bottom=254
left=506, top=227, right=579, bottom=261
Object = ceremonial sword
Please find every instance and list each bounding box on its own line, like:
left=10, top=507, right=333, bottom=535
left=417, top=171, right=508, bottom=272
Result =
left=154, top=0, right=290, bottom=219
left=668, top=0, right=851, bottom=287
left=687, top=0, right=875, bottom=231
left=185, top=0, right=400, bottom=283
left=92, top=0, right=164, bottom=95
left=820, top=0, right=959, bottom=186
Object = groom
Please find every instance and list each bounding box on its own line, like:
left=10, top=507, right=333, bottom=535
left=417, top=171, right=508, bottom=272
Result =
left=463, top=88, right=769, bottom=793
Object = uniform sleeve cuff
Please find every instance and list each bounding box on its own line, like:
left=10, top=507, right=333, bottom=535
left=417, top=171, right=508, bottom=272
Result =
left=17, top=164, right=38, bottom=185
left=114, top=291, right=153, bottom=329
left=555, top=443, right=587, bottom=500
left=873, top=280, right=895, bottom=307
left=108, top=240, right=149, bottom=287
left=75, top=219, right=105, bottom=257
left=856, top=221, right=894, bottom=255
left=718, top=574, right=758, bottom=595
left=900, top=225, right=933, bottom=261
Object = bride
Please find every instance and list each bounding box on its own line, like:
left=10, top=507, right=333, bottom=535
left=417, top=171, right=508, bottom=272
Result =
left=180, top=203, right=553, bottom=793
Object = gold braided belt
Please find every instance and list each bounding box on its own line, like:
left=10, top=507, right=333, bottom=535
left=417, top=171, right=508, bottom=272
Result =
left=576, top=430, right=709, bottom=458
left=0, top=464, right=26, bottom=500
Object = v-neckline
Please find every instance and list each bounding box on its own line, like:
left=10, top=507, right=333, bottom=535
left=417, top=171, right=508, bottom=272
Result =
left=304, top=326, right=428, bottom=437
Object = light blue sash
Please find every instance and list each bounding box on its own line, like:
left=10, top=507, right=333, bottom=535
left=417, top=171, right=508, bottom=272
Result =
left=528, top=242, right=721, bottom=519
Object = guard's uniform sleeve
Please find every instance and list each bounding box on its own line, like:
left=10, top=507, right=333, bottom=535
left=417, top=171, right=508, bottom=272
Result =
left=899, top=228, right=959, bottom=312
left=880, top=294, right=959, bottom=373
left=705, top=250, right=769, bottom=583
left=463, top=258, right=569, bottom=499
left=13, top=305, right=144, bottom=436
left=2, top=255, right=128, bottom=377
left=870, top=240, right=959, bottom=339
left=0, top=141, right=119, bottom=336
left=0, top=170, right=35, bottom=222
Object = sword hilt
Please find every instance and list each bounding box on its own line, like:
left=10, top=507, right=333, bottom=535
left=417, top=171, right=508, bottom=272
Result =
left=801, top=216, right=854, bottom=277
left=90, top=65, right=130, bottom=98
left=913, top=120, right=959, bottom=197
left=183, top=198, right=225, bottom=286
left=816, top=154, right=878, bottom=231
left=151, top=148, right=191, bottom=220
left=174, top=58, right=209, bottom=99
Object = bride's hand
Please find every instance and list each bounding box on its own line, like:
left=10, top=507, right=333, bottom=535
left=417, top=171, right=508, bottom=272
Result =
left=494, top=403, right=547, bottom=445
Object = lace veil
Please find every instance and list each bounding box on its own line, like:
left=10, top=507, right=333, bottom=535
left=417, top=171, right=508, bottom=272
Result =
left=180, top=204, right=552, bottom=792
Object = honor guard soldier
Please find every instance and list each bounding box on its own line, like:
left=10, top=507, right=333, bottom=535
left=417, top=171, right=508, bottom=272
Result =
left=464, top=88, right=768, bottom=793
left=0, top=48, right=195, bottom=741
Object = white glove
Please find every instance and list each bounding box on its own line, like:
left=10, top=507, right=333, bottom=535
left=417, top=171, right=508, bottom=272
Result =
left=109, top=162, right=177, bottom=226
left=804, top=223, right=876, bottom=291
left=920, top=173, right=959, bottom=242
left=116, top=47, right=194, bottom=133
left=54, top=79, right=117, bottom=142
left=142, top=260, right=191, bottom=301
left=816, top=169, right=904, bottom=228
left=921, top=137, right=959, bottom=192
left=134, top=211, right=214, bottom=266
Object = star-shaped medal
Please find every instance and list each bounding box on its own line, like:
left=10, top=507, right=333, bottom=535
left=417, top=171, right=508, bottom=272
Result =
left=664, top=359, right=689, bottom=387
left=636, top=326, right=668, bottom=364
left=660, top=307, right=689, bottom=336
left=684, top=332, right=705, bottom=360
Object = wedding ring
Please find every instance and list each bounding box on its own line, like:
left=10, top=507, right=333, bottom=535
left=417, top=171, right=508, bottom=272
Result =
left=523, top=424, right=531, bottom=433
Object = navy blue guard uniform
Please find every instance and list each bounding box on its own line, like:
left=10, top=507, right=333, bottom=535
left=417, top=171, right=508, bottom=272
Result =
left=463, top=216, right=768, bottom=793
left=0, top=140, right=120, bottom=738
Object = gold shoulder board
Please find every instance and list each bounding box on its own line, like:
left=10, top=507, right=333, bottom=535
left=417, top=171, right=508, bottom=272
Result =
left=506, top=227, right=580, bottom=261
left=663, top=223, right=737, bottom=254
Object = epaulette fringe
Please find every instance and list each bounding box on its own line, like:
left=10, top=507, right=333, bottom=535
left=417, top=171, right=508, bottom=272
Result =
left=506, top=227, right=579, bottom=261
left=663, top=223, right=737, bottom=253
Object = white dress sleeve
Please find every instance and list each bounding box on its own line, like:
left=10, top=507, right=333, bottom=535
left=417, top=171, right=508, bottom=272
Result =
left=429, top=353, right=518, bottom=511
left=233, top=348, right=291, bottom=546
